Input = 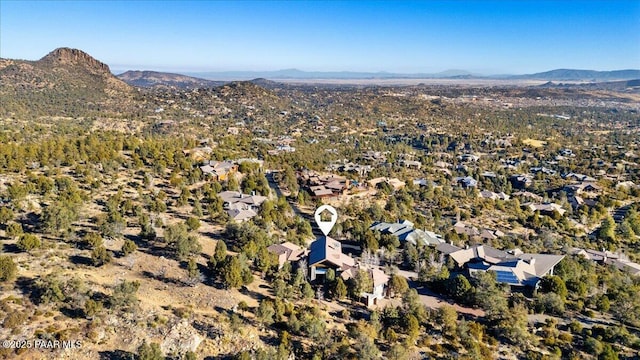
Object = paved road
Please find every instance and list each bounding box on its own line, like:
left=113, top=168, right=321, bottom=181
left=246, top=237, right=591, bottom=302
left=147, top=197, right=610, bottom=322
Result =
left=266, top=170, right=325, bottom=239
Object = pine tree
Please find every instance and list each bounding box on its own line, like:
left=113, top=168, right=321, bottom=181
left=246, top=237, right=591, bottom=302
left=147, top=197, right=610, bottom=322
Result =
left=335, top=277, right=347, bottom=300
left=223, top=256, right=244, bottom=288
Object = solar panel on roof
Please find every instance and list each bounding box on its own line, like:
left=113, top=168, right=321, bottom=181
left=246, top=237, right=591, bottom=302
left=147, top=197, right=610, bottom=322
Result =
left=495, top=270, right=521, bottom=285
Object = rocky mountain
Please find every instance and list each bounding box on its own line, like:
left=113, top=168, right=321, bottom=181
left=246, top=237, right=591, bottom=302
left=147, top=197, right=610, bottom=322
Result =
left=0, top=47, right=133, bottom=117
left=117, top=70, right=225, bottom=89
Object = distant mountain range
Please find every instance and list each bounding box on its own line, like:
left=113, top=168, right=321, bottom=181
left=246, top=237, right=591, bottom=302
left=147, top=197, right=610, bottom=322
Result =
left=2, top=47, right=639, bottom=101
left=183, top=69, right=480, bottom=81
left=511, top=69, right=640, bottom=81
left=170, top=68, right=640, bottom=82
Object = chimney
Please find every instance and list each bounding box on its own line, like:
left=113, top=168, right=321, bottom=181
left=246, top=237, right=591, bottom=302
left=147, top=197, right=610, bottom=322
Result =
left=528, top=258, right=536, bottom=265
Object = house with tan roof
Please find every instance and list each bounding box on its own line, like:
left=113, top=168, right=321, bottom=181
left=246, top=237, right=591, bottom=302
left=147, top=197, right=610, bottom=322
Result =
left=370, top=220, right=444, bottom=246
left=522, top=202, right=566, bottom=217
left=479, top=190, right=510, bottom=201
left=368, top=177, right=406, bottom=191
left=218, top=191, right=267, bottom=222
left=267, top=242, right=308, bottom=269
left=569, top=248, right=640, bottom=276
left=298, top=170, right=350, bottom=200
left=200, top=160, right=238, bottom=181
left=453, top=221, right=480, bottom=237
left=440, top=244, right=565, bottom=288
left=341, top=265, right=390, bottom=306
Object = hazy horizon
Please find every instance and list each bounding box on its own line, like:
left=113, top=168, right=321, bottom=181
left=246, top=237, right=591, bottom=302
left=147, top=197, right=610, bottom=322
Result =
left=2, top=1, right=639, bottom=74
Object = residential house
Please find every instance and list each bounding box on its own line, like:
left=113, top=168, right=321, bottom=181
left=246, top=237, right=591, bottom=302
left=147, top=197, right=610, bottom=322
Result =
left=368, top=177, right=406, bottom=191
left=568, top=248, right=621, bottom=262
left=454, top=176, right=478, bottom=188
left=570, top=247, right=640, bottom=276
left=442, top=244, right=565, bottom=288
left=370, top=220, right=444, bottom=247
left=200, top=160, right=238, bottom=181
left=512, top=191, right=544, bottom=202
left=267, top=242, right=307, bottom=269
left=562, top=173, right=597, bottom=182
left=563, top=182, right=601, bottom=196
left=434, top=161, right=453, bottom=169
left=607, top=259, right=640, bottom=276
left=501, top=158, right=527, bottom=170
left=299, top=171, right=349, bottom=200
left=567, top=195, right=597, bottom=210
left=400, top=159, right=422, bottom=169
left=530, top=167, right=557, bottom=176
left=453, top=221, right=480, bottom=237
left=308, top=236, right=356, bottom=281
left=479, top=190, right=510, bottom=201
left=327, top=160, right=373, bottom=177
left=277, top=144, right=296, bottom=152
left=558, top=148, right=575, bottom=157
left=457, top=154, right=480, bottom=162
left=510, top=174, right=533, bottom=189
left=341, top=265, right=390, bottom=306
left=361, top=151, right=388, bottom=163
left=480, top=229, right=505, bottom=241
left=522, top=202, right=566, bottom=217
left=218, top=191, right=267, bottom=222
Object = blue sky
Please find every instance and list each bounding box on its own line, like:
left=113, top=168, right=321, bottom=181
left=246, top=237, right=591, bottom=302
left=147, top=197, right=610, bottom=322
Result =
left=1, top=1, right=639, bottom=74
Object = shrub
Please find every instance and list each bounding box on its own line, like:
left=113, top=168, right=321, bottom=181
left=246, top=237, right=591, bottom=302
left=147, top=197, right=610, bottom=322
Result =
left=0, top=207, right=14, bottom=225
left=185, top=217, right=200, bottom=231
left=0, top=256, right=17, bottom=282
left=91, top=245, right=112, bottom=266
left=17, top=233, right=41, bottom=251
left=121, top=239, right=137, bottom=256
left=110, top=280, right=140, bottom=310
left=137, top=340, right=164, bottom=360
left=84, top=299, right=103, bottom=319
left=6, top=222, right=23, bottom=238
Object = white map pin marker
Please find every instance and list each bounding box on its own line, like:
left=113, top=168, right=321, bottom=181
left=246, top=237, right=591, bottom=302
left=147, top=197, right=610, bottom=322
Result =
left=314, top=205, right=338, bottom=236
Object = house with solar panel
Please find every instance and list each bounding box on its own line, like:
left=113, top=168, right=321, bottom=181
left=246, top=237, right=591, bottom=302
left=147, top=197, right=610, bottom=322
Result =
left=442, top=244, right=565, bottom=289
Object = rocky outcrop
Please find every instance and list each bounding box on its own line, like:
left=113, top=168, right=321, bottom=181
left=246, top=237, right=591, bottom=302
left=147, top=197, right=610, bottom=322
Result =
left=39, top=47, right=111, bottom=74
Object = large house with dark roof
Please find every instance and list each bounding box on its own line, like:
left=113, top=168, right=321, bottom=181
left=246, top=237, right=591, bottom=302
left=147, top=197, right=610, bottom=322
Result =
left=307, top=235, right=392, bottom=306
left=308, top=236, right=356, bottom=281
